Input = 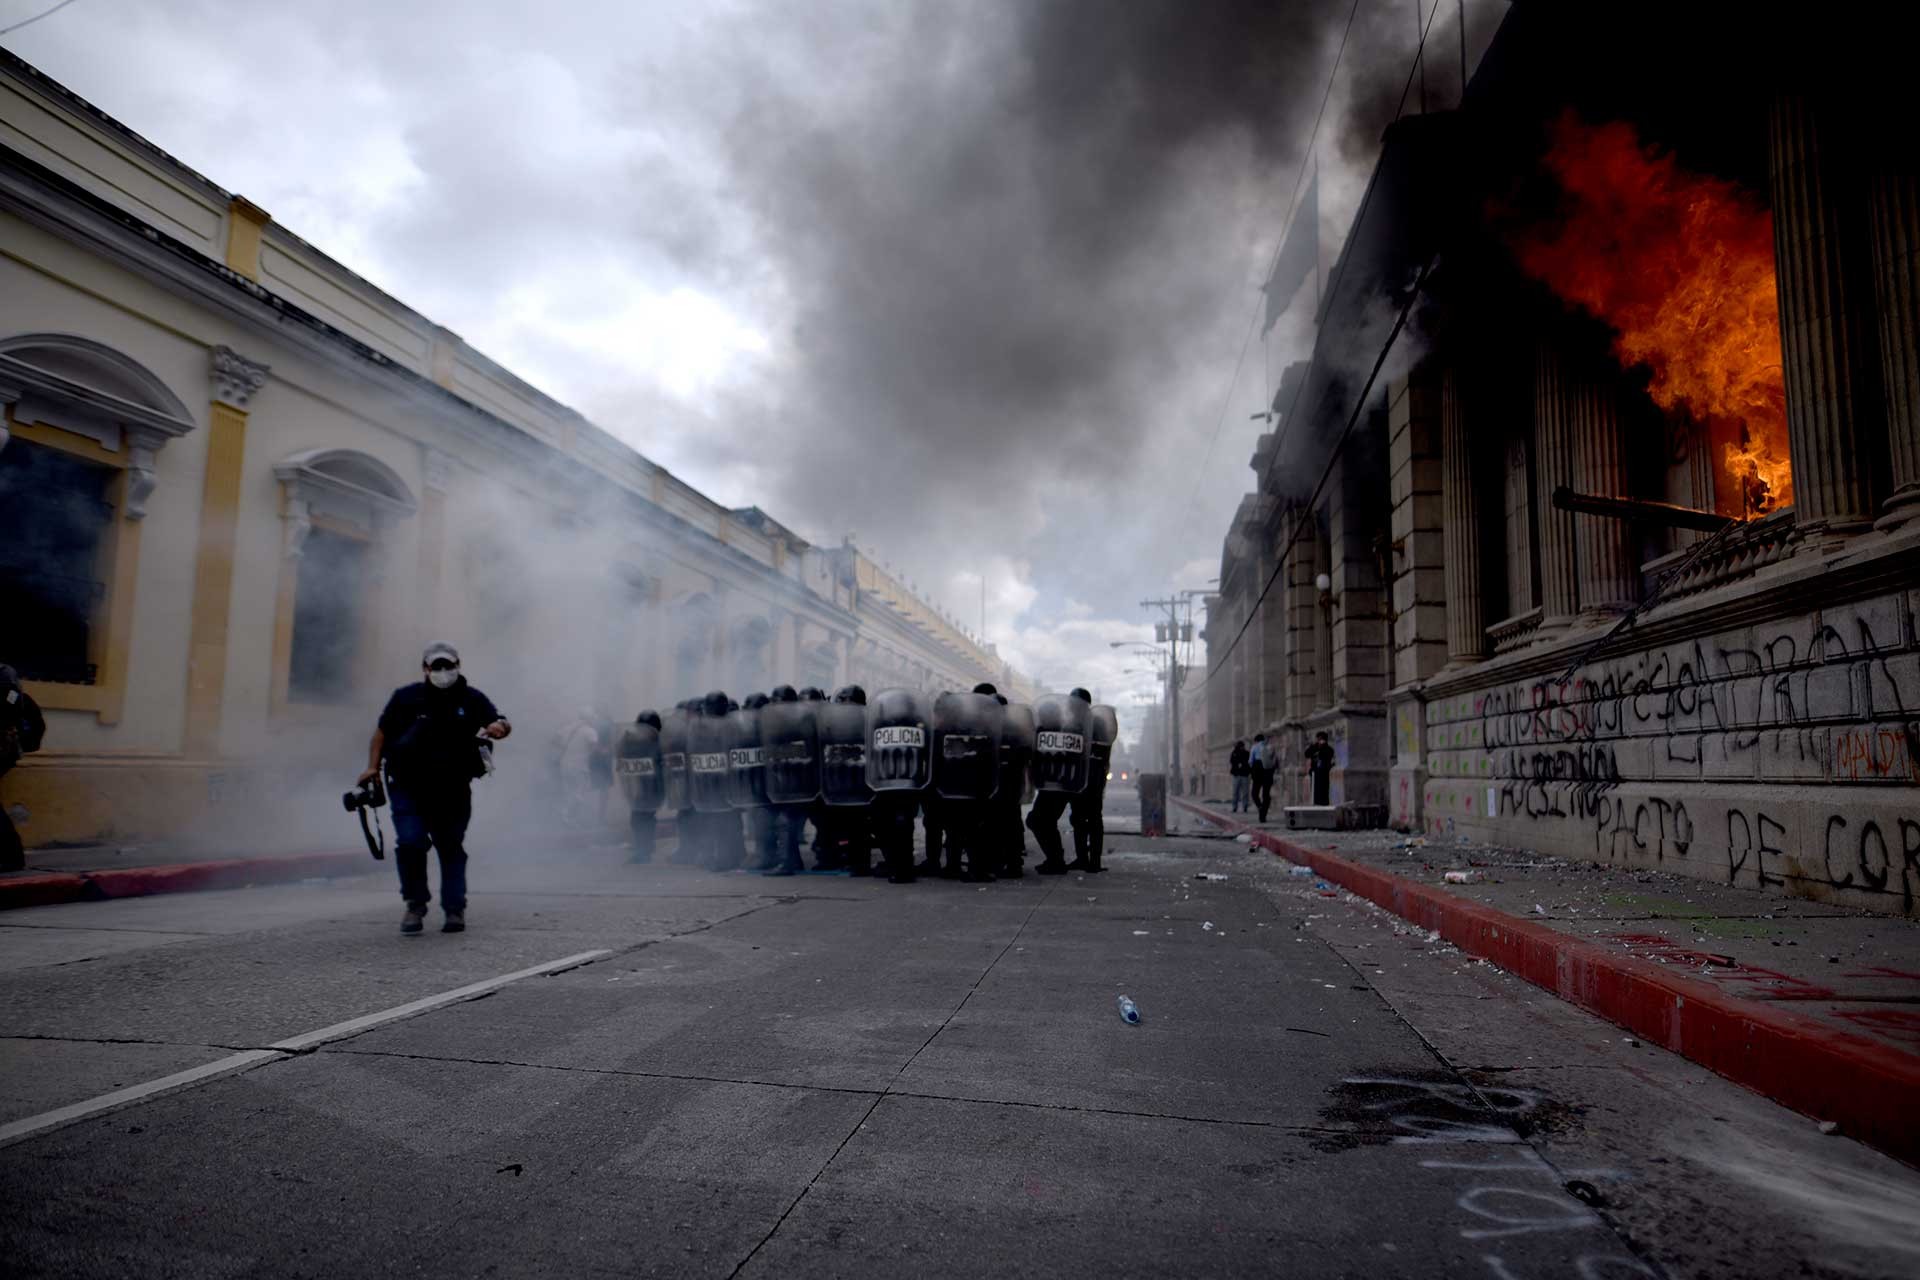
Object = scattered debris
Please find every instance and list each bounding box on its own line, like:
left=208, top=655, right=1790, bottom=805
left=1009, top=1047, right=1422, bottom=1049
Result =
left=1533, top=903, right=1547, bottom=914
left=1202, top=921, right=1215, bottom=931
left=496, top=1163, right=524, bottom=1176
left=1818, top=1120, right=1840, bottom=1136
left=1131, top=930, right=1150, bottom=936
left=1234, top=833, right=1253, bottom=844
left=1287, top=865, right=1315, bottom=877
left=1117, top=995, right=1141, bottom=1024
left=1193, top=873, right=1229, bottom=881
left=1443, top=870, right=1482, bottom=885
left=1624, top=1038, right=1641, bottom=1048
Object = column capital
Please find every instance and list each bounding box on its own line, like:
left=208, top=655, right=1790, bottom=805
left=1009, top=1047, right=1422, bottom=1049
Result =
left=210, top=346, right=270, bottom=410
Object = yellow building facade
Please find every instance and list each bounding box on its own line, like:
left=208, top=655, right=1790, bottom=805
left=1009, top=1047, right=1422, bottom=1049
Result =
left=0, top=53, right=1024, bottom=851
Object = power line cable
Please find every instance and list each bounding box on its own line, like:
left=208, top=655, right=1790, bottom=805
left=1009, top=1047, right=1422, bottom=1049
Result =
left=1186, top=254, right=1436, bottom=697
left=1174, top=0, right=1363, bottom=532
left=1249, top=0, right=1447, bottom=505
left=0, top=0, right=82, bottom=38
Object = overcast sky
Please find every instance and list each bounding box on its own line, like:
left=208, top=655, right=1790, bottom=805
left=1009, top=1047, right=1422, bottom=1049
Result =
left=5, top=0, right=1496, bottom=742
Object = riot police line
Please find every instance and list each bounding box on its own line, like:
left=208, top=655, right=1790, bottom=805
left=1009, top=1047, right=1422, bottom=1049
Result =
left=614, top=682, right=1120, bottom=882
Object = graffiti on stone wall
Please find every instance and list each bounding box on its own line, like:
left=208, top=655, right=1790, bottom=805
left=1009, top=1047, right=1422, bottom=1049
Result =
left=1421, top=596, right=1920, bottom=912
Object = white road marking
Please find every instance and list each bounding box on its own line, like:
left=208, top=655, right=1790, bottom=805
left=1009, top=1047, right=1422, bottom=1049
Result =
left=0, top=948, right=611, bottom=1148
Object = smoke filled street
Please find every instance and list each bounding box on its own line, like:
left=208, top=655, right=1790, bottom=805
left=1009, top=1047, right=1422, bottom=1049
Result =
left=4, top=809, right=1915, bottom=1279
left=6, top=0, right=1920, bottom=1275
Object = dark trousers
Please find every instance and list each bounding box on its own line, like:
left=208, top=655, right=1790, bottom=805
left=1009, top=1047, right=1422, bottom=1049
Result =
left=1069, top=787, right=1106, bottom=869
left=745, top=807, right=777, bottom=869
left=875, top=794, right=918, bottom=880
left=1251, top=769, right=1273, bottom=822
left=1311, top=768, right=1332, bottom=806
left=705, top=811, right=743, bottom=871
left=629, top=809, right=657, bottom=862
left=390, top=782, right=471, bottom=911
left=672, top=807, right=701, bottom=864
left=0, top=800, right=21, bottom=871
left=919, top=799, right=945, bottom=871
left=774, top=805, right=808, bottom=871
left=1000, top=792, right=1027, bottom=875
left=1025, top=790, right=1071, bottom=866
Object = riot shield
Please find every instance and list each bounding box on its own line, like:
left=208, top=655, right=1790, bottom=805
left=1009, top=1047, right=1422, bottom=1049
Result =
left=1089, top=704, right=1119, bottom=788
left=997, top=702, right=1035, bottom=800
left=726, top=705, right=767, bottom=809
left=932, top=690, right=1002, bottom=801
left=866, top=687, right=933, bottom=792
left=615, top=722, right=663, bottom=813
left=1030, top=694, right=1093, bottom=793
left=819, top=702, right=874, bottom=806
left=661, top=707, right=691, bottom=812
left=689, top=710, right=733, bottom=813
left=760, top=698, right=822, bottom=804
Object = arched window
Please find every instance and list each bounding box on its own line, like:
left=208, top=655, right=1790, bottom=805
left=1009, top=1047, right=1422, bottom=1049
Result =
left=0, top=334, right=196, bottom=721
left=271, top=449, right=416, bottom=707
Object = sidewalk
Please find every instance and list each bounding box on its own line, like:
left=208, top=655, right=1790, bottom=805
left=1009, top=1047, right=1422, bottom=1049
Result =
left=1174, top=796, right=1920, bottom=1165
left=1, top=819, right=681, bottom=911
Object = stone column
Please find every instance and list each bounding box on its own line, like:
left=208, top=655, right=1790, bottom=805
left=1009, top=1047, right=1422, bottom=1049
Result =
left=1532, top=340, right=1579, bottom=623
left=1570, top=366, right=1638, bottom=612
left=1769, top=92, right=1884, bottom=534
left=184, top=346, right=269, bottom=757
left=1441, top=364, right=1484, bottom=661
left=1870, top=168, right=1920, bottom=526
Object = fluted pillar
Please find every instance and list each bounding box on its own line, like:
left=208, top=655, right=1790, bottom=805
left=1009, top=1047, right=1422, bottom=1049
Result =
left=1571, top=367, right=1638, bottom=612
left=1769, top=92, right=1884, bottom=534
left=1871, top=169, right=1920, bottom=526
left=1440, top=365, right=1484, bottom=661
left=1532, top=341, right=1579, bottom=623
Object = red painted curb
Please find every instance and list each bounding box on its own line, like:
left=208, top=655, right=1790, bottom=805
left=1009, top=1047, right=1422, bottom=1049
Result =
left=86, top=851, right=371, bottom=900
left=1174, top=798, right=1920, bottom=1165
left=0, top=851, right=373, bottom=911
left=0, top=872, right=92, bottom=909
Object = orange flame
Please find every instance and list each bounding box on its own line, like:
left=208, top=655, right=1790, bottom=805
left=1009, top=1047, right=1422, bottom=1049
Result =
left=1512, top=115, right=1791, bottom=515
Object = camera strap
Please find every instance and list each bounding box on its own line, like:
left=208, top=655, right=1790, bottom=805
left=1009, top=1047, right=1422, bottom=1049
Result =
left=359, top=804, right=386, bottom=861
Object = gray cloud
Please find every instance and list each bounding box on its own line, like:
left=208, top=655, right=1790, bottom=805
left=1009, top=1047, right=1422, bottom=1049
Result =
left=9, top=0, right=1438, bottom=725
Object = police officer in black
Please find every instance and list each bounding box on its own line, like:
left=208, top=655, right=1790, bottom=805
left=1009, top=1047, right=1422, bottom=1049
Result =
left=1027, top=687, right=1093, bottom=875
left=622, top=710, right=664, bottom=864
left=358, top=643, right=510, bottom=935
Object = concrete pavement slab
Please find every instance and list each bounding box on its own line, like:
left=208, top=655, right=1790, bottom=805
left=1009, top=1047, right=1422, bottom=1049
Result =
left=0, top=1050, right=873, bottom=1279
left=738, top=1093, right=1639, bottom=1280
left=0, top=1038, right=236, bottom=1127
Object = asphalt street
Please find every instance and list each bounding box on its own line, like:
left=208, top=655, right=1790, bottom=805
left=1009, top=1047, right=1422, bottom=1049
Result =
left=2, top=792, right=1918, bottom=1278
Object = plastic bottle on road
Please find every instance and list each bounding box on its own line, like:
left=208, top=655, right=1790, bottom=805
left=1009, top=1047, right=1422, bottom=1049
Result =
left=1117, top=995, right=1141, bottom=1024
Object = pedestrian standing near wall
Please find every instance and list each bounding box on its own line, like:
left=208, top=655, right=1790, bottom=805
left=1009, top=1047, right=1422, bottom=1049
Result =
left=358, top=643, right=511, bottom=936
left=1248, top=733, right=1274, bottom=823
left=1304, top=731, right=1336, bottom=807
left=1228, top=740, right=1250, bottom=813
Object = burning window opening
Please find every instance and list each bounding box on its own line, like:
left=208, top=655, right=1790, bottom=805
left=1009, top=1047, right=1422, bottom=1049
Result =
left=1509, top=113, right=1793, bottom=517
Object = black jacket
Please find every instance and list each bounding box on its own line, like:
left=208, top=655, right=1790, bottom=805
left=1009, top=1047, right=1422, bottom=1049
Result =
left=1, top=685, right=45, bottom=775
left=378, top=677, right=502, bottom=790
left=1228, top=745, right=1250, bottom=777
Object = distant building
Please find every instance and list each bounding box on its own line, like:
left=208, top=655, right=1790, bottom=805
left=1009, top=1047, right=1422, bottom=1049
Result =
left=1204, top=7, right=1919, bottom=915
left=0, top=53, right=1027, bottom=848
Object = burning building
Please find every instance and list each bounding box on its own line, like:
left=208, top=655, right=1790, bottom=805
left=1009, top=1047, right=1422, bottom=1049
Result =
left=0, top=51, right=1027, bottom=849
left=1205, top=5, right=1920, bottom=915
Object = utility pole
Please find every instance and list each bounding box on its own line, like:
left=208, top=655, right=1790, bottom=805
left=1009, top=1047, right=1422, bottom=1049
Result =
left=1138, top=596, right=1194, bottom=795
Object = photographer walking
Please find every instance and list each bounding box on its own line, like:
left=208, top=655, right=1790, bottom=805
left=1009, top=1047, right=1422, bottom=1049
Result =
left=357, top=643, right=510, bottom=935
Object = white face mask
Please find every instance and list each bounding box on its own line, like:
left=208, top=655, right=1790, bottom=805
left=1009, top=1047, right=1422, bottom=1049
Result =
left=428, top=669, right=459, bottom=689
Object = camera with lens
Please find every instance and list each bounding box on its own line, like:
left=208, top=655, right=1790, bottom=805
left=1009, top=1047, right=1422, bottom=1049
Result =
left=343, top=777, right=386, bottom=814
